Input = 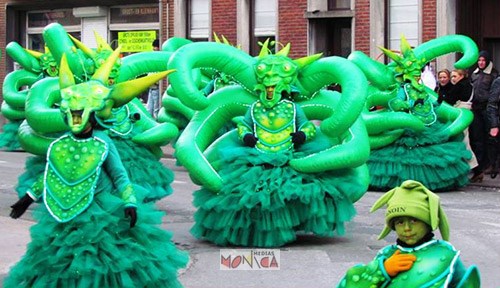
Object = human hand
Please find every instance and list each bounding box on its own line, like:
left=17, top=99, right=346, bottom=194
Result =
left=124, top=207, right=137, bottom=228
left=243, top=133, right=258, bottom=147
left=383, top=250, right=417, bottom=277
left=290, top=131, right=306, bottom=145
left=10, top=194, right=34, bottom=219
left=490, top=127, right=499, bottom=137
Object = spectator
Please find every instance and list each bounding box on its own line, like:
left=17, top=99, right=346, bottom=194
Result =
left=469, top=50, right=498, bottom=182
left=435, top=69, right=453, bottom=104
left=146, top=39, right=161, bottom=119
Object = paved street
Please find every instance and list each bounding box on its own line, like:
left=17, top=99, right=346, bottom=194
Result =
left=1, top=150, right=499, bottom=287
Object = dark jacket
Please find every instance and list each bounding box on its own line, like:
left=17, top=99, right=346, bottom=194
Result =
left=447, top=77, right=473, bottom=106
left=487, top=77, right=500, bottom=128
left=471, top=61, right=499, bottom=110
left=436, top=82, right=454, bottom=104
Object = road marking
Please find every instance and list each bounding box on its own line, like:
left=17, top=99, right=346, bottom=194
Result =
left=173, top=180, right=186, bottom=184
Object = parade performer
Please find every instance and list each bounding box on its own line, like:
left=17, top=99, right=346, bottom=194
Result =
left=337, top=180, right=480, bottom=288
left=5, top=52, right=188, bottom=288
left=348, top=35, right=478, bottom=191
left=14, top=23, right=179, bottom=201
left=168, top=39, right=370, bottom=247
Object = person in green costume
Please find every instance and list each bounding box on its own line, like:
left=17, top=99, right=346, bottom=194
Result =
left=5, top=51, right=188, bottom=288
left=337, top=180, right=480, bottom=288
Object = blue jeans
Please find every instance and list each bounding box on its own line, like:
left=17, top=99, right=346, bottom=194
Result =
left=147, top=88, right=160, bottom=119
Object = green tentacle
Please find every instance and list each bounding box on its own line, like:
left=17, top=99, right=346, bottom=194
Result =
left=6, top=42, right=42, bottom=73
left=368, top=129, right=405, bottom=149
left=348, top=51, right=396, bottom=90
left=413, top=34, right=479, bottom=69
left=25, top=78, right=67, bottom=134
left=362, top=111, right=425, bottom=135
left=1, top=101, right=25, bottom=121
left=175, top=86, right=255, bottom=191
left=162, top=37, right=193, bottom=52
left=17, top=120, right=57, bottom=156
left=167, top=42, right=257, bottom=110
left=3, top=70, right=41, bottom=108
left=43, top=23, right=88, bottom=79
left=116, top=51, right=172, bottom=83
left=296, top=56, right=368, bottom=138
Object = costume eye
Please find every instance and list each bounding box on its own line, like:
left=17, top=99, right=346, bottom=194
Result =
left=257, top=64, right=266, bottom=71
left=283, top=64, right=291, bottom=71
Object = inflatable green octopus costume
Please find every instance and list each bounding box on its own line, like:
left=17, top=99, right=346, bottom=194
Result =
left=5, top=46, right=188, bottom=287
left=168, top=39, right=371, bottom=247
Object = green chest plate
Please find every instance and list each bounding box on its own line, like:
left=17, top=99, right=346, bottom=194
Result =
left=252, top=100, right=296, bottom=152
left=384, top=242, right=459, bottom=288
left=44, top=134, right=108, bottom=222
left=96, top=105, right=133, bottom=136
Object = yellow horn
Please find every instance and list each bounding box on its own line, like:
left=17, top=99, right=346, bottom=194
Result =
left=69, top=34, right=97, bottom=59
left=258, top=38, right=270, bottom=58
left=94, top=30, right=112, bottom=52
left=91, top=46, right=121, bottom=83
left=276, top=43, right=291, bottom=56
left=59, top=54, right=75, bottom=89
left=110, top=70, right=175, bottom=107
left=25, top=49, right=43, bottom=59
left=293, top=53, right=322, bottom=68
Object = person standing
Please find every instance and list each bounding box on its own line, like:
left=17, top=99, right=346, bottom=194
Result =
left=147, top=39, right=161, bottom=119
left=469, top=50, right=498, bottom=182
left=435, top=69, right=453, bottom=104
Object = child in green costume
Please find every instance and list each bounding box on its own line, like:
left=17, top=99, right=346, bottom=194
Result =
left=337, top=180, right=480, bottom=288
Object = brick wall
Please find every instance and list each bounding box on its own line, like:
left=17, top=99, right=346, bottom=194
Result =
left=0, top=0, right=6, bottom=109
left=422, top=0, right=436, bottom=42
left=354, top=0, right=371, bottom=54
left=212, top=0, right=237, bottom=44
left=278, top=0, right=308, bottom=58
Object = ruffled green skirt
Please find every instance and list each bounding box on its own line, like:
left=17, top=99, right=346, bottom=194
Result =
left=111, top=137, right=174, bottom=201
left=0, top=120, right=22, bottom=151
left=4, top=186, right=188, bottom=288
left=191, top=145, right=365, bottom=247
left=368, top=124, right=471, bottom=191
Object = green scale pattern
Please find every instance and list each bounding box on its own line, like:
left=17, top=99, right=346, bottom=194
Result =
left=252, top=100, right=296, bottom=153
left=45, top=135, right=108, bottom=222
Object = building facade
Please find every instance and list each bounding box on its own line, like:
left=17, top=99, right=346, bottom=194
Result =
left=0, top=0, right=499, bottom=110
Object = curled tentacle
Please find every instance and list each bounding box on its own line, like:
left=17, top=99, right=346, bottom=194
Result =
left=288, top=90, right=370, bottom=172
left=175, top=86, right=255, bottom=191
left=296, top=56, right=368, bottom=138
left=162, top=37, right=193, bottom=52
left=3, top=70, right=41, bottom=108
left=435, top=104, right=474, bottom=137
left=25, top=78, right=67, bottom=134
left=413, top=34, right=479, bottom=69
left=1, top=102, right=25, bottom=121
left=116, top=51, right=172, bottom=83
left=363, top=111, right=425, bottom=135
left=168, top=42, right=257, bottom=110
left=368, top=129, right=405, bottom=150
left=6, top=42, right=42, bottom=73
left=348, top=51, right=396, bottom=90
left=43, top=23, right=88, bottom=79
left=17, top=120, right=58, bottom=155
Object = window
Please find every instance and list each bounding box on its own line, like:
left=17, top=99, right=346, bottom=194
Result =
left=188, top=0, right=210, bottom=41
left=251, top=0, right=276, bottom=55
left=387, top=0, right=420, bottom=51
left=328, top=0, right=351, bottom=10
left=27, top=9, right=81, bottom=51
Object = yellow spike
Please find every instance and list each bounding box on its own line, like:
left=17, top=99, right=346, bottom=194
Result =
left=110, top=70, right=175, bottom=107
left=213, top=32, right=221, bottom=43
left=69, top=34, right=97, bottom=59
left=59, top=54, right=75, bottom=89
left=221, top=35, right=230, bottom=46
left=94, top=30, right=112, bottom=52
left=91, top=46, right=121, bottom=83
left=25, top=48, right=43, bottom=59
left=293, top=53, right=322, bottom=68
left=258, top=38, right=270, bottom=58
left=400, top=35, right=413, bottom=56
left=379, top=46, right=402, bottom=62
left=276, top=43, right=291, bottom=56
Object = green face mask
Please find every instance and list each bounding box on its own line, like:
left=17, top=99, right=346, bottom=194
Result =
left=393, top=216, right=431, bottom=245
